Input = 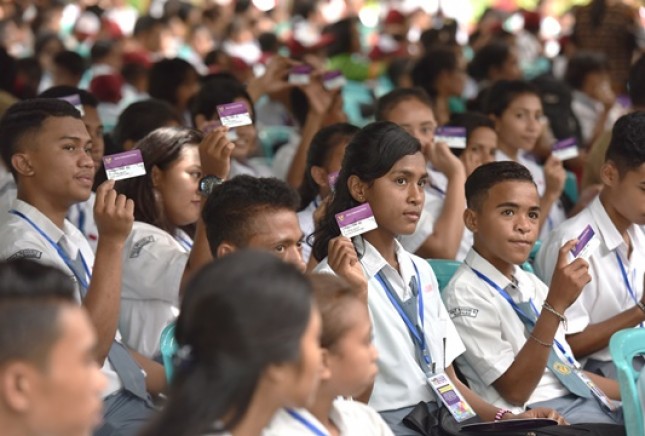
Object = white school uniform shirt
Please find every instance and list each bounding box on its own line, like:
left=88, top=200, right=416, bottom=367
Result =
left=535, top=196, right=645, bottom=362
left=119, top=221, right=190, bottom=358
left=264, top=399, right=394, bottom=435
left=496, top=149, right=567, bottom=241
left=66, top=192, right=99, bottom=252
left=315, top=237, right=466, bottom=412
left=0, top=167, right=17, bottom=213
left=229, top=158, right=274, bottom=179
left=297, top=196, right=320, bottom=264
left=442, top=248, right=573, bottom=413
left=0, top=199, right=123, bottom=398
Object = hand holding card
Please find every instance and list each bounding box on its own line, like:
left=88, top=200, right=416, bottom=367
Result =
left=199, top=127, right=234, bottom=180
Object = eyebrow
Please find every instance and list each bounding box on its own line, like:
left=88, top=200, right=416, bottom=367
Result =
left=58, top=135, right=92, bottom=144
left=391, top=169, right=428, bottom=178
left=496, top=202, right=541, bottom=211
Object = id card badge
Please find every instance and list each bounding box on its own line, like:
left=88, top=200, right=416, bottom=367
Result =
left=551, top=138, right=579, bottom=161
left=575, top=370, right=618, bottom=412
left=570, top=225, right=600, bottom=261
left=427, top=372, right=477, bottom=422
left=335, top=203, right=377, bottom=238
left=322, top=70, right=346, bottom=91
left=103, top=150, right=146, bottom=181
left=435, top=127, right=467, bottom=149
left=289, top=65, right=313, bottom=85
left=217, top=102, right=252, bottom=129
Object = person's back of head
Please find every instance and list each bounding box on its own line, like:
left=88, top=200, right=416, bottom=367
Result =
left=141, top=250, right=320, bottom=436
left=410, top=46, right=459, bottom=98
left=52, top=51, right=86, bottom=86
left=111, top=99, right=182, bottom=151
left=628, top=55, right=645, bottom=109
left=89, top=40, right=115, bottom=65
left=0, top=259, right=105, bottom=436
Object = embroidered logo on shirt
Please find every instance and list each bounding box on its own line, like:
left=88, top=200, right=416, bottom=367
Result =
left=449, top=307, right=479, bottom=319
left=553, top=362, right=572, bottom=375
left=130, top=236, right=155, bottom=258
left=8, top=249, right=42, bottom=261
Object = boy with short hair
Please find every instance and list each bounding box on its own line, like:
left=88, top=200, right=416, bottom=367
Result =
left=201, top=175, right=306, bottom=272
left=536, top=111, right=645, bottom=379
left=442, top=161, right=623, bottom=427
left=0, top=259, right=106, bottom=436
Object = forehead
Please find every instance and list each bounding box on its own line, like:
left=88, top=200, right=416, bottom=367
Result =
left=386, top=98, right=436, bottom=124
left=29, top=116, right=90, bottom=146
left=505, top=93, right=542, bottom=112
left=469, top=126, right=497, bottom=142
left=484, top=180, right=539, bottom=206
left=246, top=208, right=301, bottom=244
left=387, top=152, right=427, bottom=175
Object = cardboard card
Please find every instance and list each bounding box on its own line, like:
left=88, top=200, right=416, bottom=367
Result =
left=216, top=102, right=252, bottom=128
left=570, top=225, right=600, bottom=260
left=435, top=126, right=467, bottom=149
left=322, top=70, right=346, bottom=91
left=288, top=65, right=313, bottom=85
left=552, top=137, right=579, bottom=161
left=335, top=203, right=377, bottom=238
left=103, top=149, right=146, bottom=181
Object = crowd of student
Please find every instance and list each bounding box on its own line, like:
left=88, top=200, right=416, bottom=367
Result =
left=0, top=0, right=644, bottom=435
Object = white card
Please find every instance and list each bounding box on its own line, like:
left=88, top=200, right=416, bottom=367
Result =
left=335, top=203, right=378, bottom=238
left=552, top=137, right=579, bottom=161
left=435, top=127, right=467, bottom=149
left=217, top=102, right=252, bottom=128
left=103, top=150, right=146, bottom=181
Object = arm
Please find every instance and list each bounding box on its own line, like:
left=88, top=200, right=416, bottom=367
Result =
left=245, top=56, right=295, bottom=103
left=85, top=180, right=134, bottom=364
left=326, top=236, right=368, bottom=302
left=129, top=350, right=167, bottom=395
left=539, top=156, right=565, bottom=233
left=584, top=371, right=621, bottom=401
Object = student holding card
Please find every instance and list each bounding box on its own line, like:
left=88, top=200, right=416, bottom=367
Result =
left=536, top=112, right=645, bottom=379
left=114, top=126, right=233, bottom=358
left=442, top=161, right=623, bottom=429
left=375, top=88, right=468, bottom=260
left=312, top=121, right=564, bottom=435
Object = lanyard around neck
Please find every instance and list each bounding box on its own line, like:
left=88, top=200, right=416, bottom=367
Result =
left=285, top=409, right=328, bottom=436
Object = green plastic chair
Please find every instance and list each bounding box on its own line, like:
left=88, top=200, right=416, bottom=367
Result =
left=427, top=259, right=462, bottom=292
left=609, top=328, right=645, bottom=436
left=159, top=322, right=178, bottom=382
left=564, top=170, right=579, bottom=205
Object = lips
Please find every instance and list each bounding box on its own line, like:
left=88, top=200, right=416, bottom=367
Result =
left=403, top=210, right=421, bottom=222
left=75, top=174, right=94, bottom=186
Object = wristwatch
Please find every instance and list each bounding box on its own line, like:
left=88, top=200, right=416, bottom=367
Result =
left=198, top=175, right=224, bottom=197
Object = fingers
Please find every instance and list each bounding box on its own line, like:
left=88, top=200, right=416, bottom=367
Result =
left=94, top=179, right=115, bottom=210
left=557, top=239, right=579, bottom=268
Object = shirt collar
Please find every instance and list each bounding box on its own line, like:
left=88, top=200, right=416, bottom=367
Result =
left=464, top=248, right=531, bottom=299
left=356, top=236, right=414, bottom=280
left=589, top=195, right=635, bottom=253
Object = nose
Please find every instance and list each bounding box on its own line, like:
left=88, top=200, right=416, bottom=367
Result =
left=408, top=182, right=424, bottom=205
left=287, top=247, right=307, bottom=273
left=514, top=213, right=532, bottom=234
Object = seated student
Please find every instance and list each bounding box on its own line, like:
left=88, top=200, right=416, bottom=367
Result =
left=202, top=175, right=306, bottom=272
left=190, top=75, right=273, bottom=178
left=0, top=99, right=162, bottom=435
left=0, top=259, right=106, bottom=436
left=140, top=251, right=323, bottom=436
left=536, top=112, right=645, bottom=379
left=114, top=126, right=232, bottom=358
left=298, top=123, right=359, bottom=265
left=375, top=88, right=467, bottom=260
left=265, top=273, right=393, bottom=435
left=447, top=112, right=498, bottom=177
left=484, top=79, right=567, bottom=241
left=312, top=122, right=564, bottom=435
left=442, top=161, right=623, bottom=428
left=148, top=58, right=201, bottom=126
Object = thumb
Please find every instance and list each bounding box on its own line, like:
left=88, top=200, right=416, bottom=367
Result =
left=557, top=239, right=578, bottom=269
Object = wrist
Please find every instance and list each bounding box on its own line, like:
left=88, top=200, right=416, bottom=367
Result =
left=636, top=300, right=645, bottom=315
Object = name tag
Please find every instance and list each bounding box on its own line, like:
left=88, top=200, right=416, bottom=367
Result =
left=427, top=372, right=477, bottom=422
left=435, top=127, right=467, bottom=149
left=289, top=65, right=312, bottom=85
left=335, top=203, right=377, bottom=238
left=552, top=137, right=579, bottom=161
left=103, top=150, right=146, bottom=181
left=217, top=102, right=252, bottom=128
left=323, top=70, right=346, bottom=90
left=570, top=225, right=599, bottom=260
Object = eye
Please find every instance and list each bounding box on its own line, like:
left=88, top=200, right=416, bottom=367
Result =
left=528, top=211, right=540, bottom=220
left=395, top=177, right=407, bottom=186
left=515, top=112, right=526, bottom=120
left=418, top=178, right=428, bottom=187
left=275, top=244, right=286, bottom=253
left=296, top=239, right=304, bottom=249
left=188, top=171, right=202, bottom=179
left=84, top=146, right=93, bottom=154
left=63, top=144, right=75, bottom=151
left=501, top=209, right=514, bottom=216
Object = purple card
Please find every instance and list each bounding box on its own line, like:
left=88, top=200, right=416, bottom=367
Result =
left=435, top=126, right=467, bottom=149
left=289, top=65, right=313, bottom=85
left=552, top=137, right=579, bottom=161
left=323, top=70, right=346, bottom=90
left=103, top=149, right=146, bottom=181
left=570, top=224, right=599, bottom=260
left=216, top=102, right=252, bottom=128
left=335, top=203, right=377, bottom=238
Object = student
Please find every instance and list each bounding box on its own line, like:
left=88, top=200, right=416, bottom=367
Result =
left=447, top=112, right=498, bottom=177
left=442, top=161, right=623, bottom=428
left=148, top=58, right=201, bottom=126
left=536, top=112, right=645, bottom=379
left=298, top=123, right=359, bottom=264
left=0, top=259, right=106, bottom=436
left=201, top=175, right=306, bottom=271
left=376, top=88, right=467, bottom=260
left=114, top=126, right=232, bottom=358
left=265, top=273, right=393, bottom=435
left=485, top=80, right=567, bottom=241
left=140, top=250, right=323, bottom=436
left=0, top=99, right=162, bottom=435
left=312, top=121, right=564, bottom=435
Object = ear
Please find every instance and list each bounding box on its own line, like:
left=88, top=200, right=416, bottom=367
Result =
left=600, top=161, right=619, bottom=188
left=319, top=349, right=333, bottom=382
left=151, top=165, right=163, bottom=188
left=347, top=175, right=367, bottom=203
left=215, top=242, right=236, bottom=258
left=1, top=363, right=36, bottom=413
left=490, top=113, right=501, bottom=132
left=463, top=208, right=478, bottom=233
left=11, top=153, right=34, bottom=177
left=310, top=166, right=328, bottom=190
left=194, top=114, right=207, bottom=131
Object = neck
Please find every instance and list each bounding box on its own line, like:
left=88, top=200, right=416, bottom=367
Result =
left=497, top=141, right=519, bottom=161
left=363, top=229, right=398, bottom=270
left=599, top=189, right=633, bottom=252
left=17, top=189, right=69, bottom=229
left=229, top=386, right=281, bottom=436
left=308, top=386, right=340, bottom=436
left=473, top=245, right=514, bottom=280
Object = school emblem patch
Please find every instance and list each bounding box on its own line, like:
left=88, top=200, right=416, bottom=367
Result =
left=553, top=362, right=571, bottom=375
left=8, top=249, right=42, bottom=261
left=449, top=307, right=478, bottom=319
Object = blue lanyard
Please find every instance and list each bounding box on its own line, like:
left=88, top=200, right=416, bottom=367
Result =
left=614, top=251, right=643, bottom=328
left=285, top=409, right=328, bottom=436
left=76, top=204, right=86, bottom=234
left=175, top=234, right=193, bottom=251
left=10, top=210, right=91, bottom=290
left=375, top=262, right=430, bottom=366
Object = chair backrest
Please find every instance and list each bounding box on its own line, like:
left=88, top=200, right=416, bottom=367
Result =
left=159, top=322, right=178, bottom=382
left=427, top=259, right=462, bottom=292
left=609, top=328, right=645, bottom=436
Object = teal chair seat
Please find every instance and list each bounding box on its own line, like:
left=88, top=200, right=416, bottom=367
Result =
left=427, top=259, right=462, bottom=292
left=609, top=328, right=645, bottom=436
left=159, top=322, right=178, bottom=382
left=564, top=170, right=579, bottom=205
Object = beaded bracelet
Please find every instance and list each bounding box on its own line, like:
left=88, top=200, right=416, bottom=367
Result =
left=637, top=300, right=645, bottom=315
left=529, top=334, right=554, bottom=348
left=495, top=409, right=513, bottom=422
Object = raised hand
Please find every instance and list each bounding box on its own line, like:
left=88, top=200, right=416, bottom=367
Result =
left=327, top=236, right=368, bottom=301
left=199, top=127, right=235, bottom=180
left=546, top=239, right=591, bottom=313
left=94, top=180, right=134, bottom=244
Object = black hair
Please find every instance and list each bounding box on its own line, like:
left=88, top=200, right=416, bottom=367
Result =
left=190, top=76, right=255, bottom=125
left=33, top=32, right=63, bottom=58
left=564, top=51, right=608, bottom=91
left=0, top=47, right=17, bottom=95
left=628, top=55, right=645, bottom=108
left=141, top=250, right=314, bottom=436
left=483, top=80, right=540, bottom=117
left=0, top=98, right=81, bottom=176
left=14, top=57, right=42, bottom=99
left=202, top=176, right=301, bottom=255
left=111, top=99, right=183, bottom=149
left=149, top=58, right=198, bottom=107
left=410, top=46, right=459, bottom=99
left=312, top=121, right=421, bottom=261
left=258, top=32, right=279, bottom=53
left=386, top=57, right=414, bottom=89
left=114, top=127, right=203, bottom=234
left=52, top=50, right=86, bottom=78
left=133, top=15, right=164, bottom=36
left=375, top=87, right=433, bottom=122
left=299, top=123, right=359, bottom=209
left=605, top=111, right=645, bottom=175
left=90, top=39, right=116, bottom=64
left=0, top=259, right=76, bottom=369
left=323, top=17, right=357, bottom=58
left=465, top=161, right=535, bottom=210
left=38, top=86, right=99, bottom=108
left=447, top=112, right=496, bottom=157
left=467, top=40, right=513, bottom=81
left=292, top=0, right=317, bottom=19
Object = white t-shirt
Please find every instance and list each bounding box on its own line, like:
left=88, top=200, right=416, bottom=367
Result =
left=66, top=192, right=99, bottom=252
left=535, top=196, right=645, bottom=362
left=297, top=197, right=320, bottom=264
left=0, top=199, right=123, bottom=398
left=315, top=237, right=466, bottom=412
left=265, top=399, right=394, bottom=435
left=442, top=249, right=573, bottom=413
left=119, top=221, right=189, bottom=358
